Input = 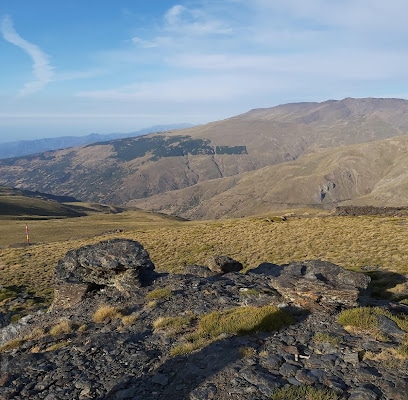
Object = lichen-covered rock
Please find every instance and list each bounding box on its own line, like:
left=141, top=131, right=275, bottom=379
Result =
left=207, top=255, right=243, bottom=274
left=51, top=239, right=155, bottom=310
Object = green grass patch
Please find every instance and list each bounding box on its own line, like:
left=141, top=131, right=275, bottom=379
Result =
left=239, top=288, right=262, bottom=296
left=198, top=305, right=294, bottom=337
left=153, top=315, right=196, bottom=332
left=270, top=385, right=340, bottom=400
left=2, top=214, right=408, bottom=324
left=146, top=288, right=173, bottom=300
left=337, top=306, right=408, bottom=338
left=170, top=305, right=294, bottom=356
left=0, top=287, right=19, bottom=302
left=313, top=332, right=341, bottom=346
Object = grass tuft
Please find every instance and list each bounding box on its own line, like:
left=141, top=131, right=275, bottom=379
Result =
left=146, top=288, right=173, bottom=300
left=238, top=346, right=257, bottom=358
left=49, top=319, right=73, bottom=336
left=121, top=313, right=138, bottom=326
left=45, top=341, right=71, bottom=352
left=93, top=305, right=122, bottom=323
left=313, top=332, right=341, bottom=346
left=0, top=338, right=23, bottom=353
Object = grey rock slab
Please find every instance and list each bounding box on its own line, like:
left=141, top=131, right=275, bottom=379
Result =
left=348, top=385, right=380, bottom=400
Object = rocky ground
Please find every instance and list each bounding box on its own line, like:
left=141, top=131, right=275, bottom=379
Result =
left=0, top=239, right=407, bottom=400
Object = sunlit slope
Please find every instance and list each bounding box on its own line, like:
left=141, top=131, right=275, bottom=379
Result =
left=131, top=135, right=408, bottom=219
left=1, top=98, right=408, bottom=216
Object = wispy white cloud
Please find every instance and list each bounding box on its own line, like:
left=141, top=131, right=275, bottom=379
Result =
left=163, top=4, right=232, bottom=35
left=6, top=0, right=407, bottom=140
left=1, top=15, right=54, bottom=96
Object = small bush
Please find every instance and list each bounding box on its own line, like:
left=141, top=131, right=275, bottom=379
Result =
left=93, top=305, right=122, bottom=323
left=270, top=385, right=340, bottom=400
left=146, top=288, right=172, bottom=300
left=147, top=300, right=157, bottom=308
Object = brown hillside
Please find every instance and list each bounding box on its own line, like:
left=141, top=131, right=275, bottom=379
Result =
left=1, top=97, right=408, bottom=218
left=130, top=135, right=408, bottom=219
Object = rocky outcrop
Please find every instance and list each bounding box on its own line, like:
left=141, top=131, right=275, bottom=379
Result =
left=51, top=239, right=155, bottom=310
left=251, top=260, right=371, bottom=310
left=0, top=243, right=406, bottom=400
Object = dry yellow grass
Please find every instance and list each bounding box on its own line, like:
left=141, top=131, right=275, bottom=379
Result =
left=49, top=319, right=73, bottom=336
left=121, top=313, right=138, bottom=326
left=93, top=305, right=122, bottom=323
left=1, top=212, right=408, bottom=316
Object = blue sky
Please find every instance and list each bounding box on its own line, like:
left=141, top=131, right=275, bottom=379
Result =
left=1, top=0, right=408, bottom=142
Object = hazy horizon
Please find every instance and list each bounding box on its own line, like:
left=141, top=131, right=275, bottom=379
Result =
left=2, top=1, right=408, bottom=141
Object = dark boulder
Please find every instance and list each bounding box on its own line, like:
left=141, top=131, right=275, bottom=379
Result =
left=50, top=239, right=155, bottom=310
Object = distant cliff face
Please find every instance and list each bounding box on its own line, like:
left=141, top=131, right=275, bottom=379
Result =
left=2, top=98, right=408, bottom=218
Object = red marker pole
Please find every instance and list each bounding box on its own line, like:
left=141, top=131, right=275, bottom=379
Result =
left=25, top=224, right=30, bottom=244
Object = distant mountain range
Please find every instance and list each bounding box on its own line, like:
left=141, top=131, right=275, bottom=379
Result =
left=0, top=124, right=194, bottom=159
left=1, top=98, right=408, bottom=219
